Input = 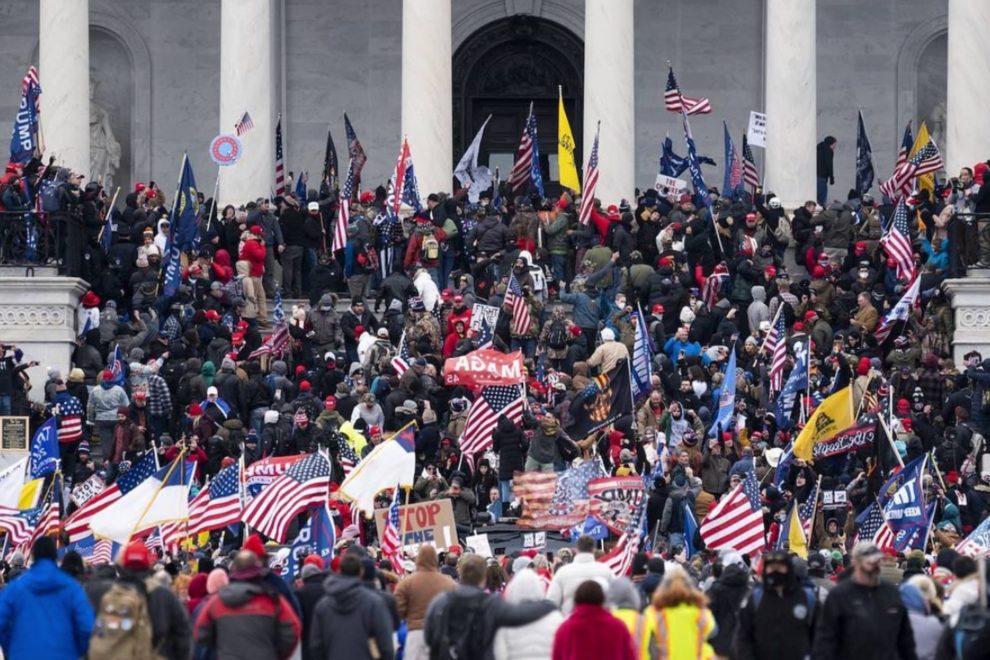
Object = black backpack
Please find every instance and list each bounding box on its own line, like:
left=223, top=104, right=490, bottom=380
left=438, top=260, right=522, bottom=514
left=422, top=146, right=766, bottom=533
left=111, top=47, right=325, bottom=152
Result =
left=546, top=319, right=568, bottom=350
left=953, top=603, right=990, bottom=659
left=434, top=592, right=486, bottom=660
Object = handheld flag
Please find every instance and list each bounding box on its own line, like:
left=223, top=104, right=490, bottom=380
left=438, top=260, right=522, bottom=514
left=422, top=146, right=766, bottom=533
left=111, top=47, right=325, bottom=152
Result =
left=323, top=125, right=339, bottom=191
left=9, top=66, right=41, bottom=165
left=454, top=115, right=493, bottom=203
left=630, top=306, right=652, bottom=400
left=681, top=112, right=711, bottom=207
left=282, top=505, right=336, bottom=583
left=911, top=122, right=937, bottom=197
left=64, top=450, right=158, bottom=543
left=294, top=171, right=307, bottom=201
left=379, top=486, right=405, bottom=575
left=880, top=198, right=916, bottom=282
left=664, top=66, right=711, bottom=115
left=792, top=386, right=855, bottom=460
left=274, top=116, right=285, bottom=195
left=339, top=423, right=417, bottom=515
left=234, top=111, right=254, bottom=136
left=28, top=416, right=59, bottom=479
left=874, top=274, right=921, bottom=345
left=566, top=362, right=633, bottom=440
left=707, top=348, right=737, bottom=436
left=700, top=471, right=765, bottom=556
left=856, top=110, right=875, bottom=195
left=163, top=155, right=199, bottom=297
left=722, top=122, right=743, bottom=198
left=242, top=452, right=330, bottom=542
left=577, top=122, right=600, bottom=226
left=741, top=134, right=760, bottom=190
left=344, top=112, right=368, bottom=187
left=557, top=90, right=581, bottom=193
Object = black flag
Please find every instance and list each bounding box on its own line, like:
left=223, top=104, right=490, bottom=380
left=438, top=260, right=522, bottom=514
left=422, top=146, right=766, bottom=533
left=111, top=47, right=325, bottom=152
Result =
left=323, top=126, right=339, bottom=194
left=856, top=109, right=875, bottom=196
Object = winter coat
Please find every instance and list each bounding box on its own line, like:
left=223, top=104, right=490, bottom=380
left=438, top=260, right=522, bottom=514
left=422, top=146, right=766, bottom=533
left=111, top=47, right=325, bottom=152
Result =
left=87, top=382, right=130, bottom=423
left=0, top=559, right=94, bottom=659
left=706, top=565, right=750, bottom=656
left=309, top=575, right=394, bottom=660
left=195, top=579, right=301, bottom=660
left=551, top=603, right=636, bottom=660
left=811, top=579, right=916, bottom=660
left=468, top=215, right=513, bottom=255
left=493, top=569, right=564, bottom=660
left=546, top=554, right=615, bottom=615
left=309, top=296, right=343, bottom=350
left=394, top=551, right=457, bottom=631
left=492, top=416, right=526, bottom=480
left=734, top=581, right=816, bottom=660
left=239, top=238, right=266, bottom=277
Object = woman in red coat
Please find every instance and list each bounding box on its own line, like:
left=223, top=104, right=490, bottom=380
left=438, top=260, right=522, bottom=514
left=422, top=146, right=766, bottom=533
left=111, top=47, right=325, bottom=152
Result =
left=552, top=581, right=636, bottom=660
left=238, top=226, right=268, bottom=327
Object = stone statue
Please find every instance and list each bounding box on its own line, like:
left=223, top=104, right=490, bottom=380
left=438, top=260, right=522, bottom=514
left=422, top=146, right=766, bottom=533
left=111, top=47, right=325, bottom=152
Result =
left=89, top=80, right=121, bottom=189
left=929, top=100, right=946, bottom=154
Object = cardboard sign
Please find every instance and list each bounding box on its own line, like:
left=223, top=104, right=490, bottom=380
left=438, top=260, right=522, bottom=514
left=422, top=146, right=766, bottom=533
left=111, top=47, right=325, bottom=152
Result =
left=747, top=111, right=767, bottom=148
left=465, top=533, right=493, bottom=558
left=443, top=349, right=524, bottom=389
left=470, top=304, right=500, bottom=334
left=374, top=498, right=458, bottom=550
left=71, top=474, right=106, bottom=507
left=654, top=174, right=687, bottom=194
left=522, top=531, right=547, bottom=549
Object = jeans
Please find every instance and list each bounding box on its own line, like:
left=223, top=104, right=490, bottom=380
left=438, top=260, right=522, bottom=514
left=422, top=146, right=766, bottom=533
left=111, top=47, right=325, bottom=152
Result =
left=263, top=247, right=277, bottom=296
left=816, top=176, right=829, bottom=206
left=524, top=456, right=555, bottom=472
left=0, top=395, right=11, bottom=416
left=59, top=441, right=79, bottom=485
left=499, top=479, right=513, bottom=516
left=511, top=337, right=537, bottom=358
left=441, top=250, right=456, bottom=289
left=550, top=254, right=567, bottom=283
left=282, top=245, right=305, bottom=297
left=250, top=406, right=268, bottom=435
left=302, top=247, right=317, bottom=293
left=94, top=420, right=116, bottom=462
left=427, top=267, right=441, bottom=290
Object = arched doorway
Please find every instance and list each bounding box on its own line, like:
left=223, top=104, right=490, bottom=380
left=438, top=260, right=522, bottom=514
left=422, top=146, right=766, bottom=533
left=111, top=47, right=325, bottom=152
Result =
left=453, top=15, right=583, bottom=198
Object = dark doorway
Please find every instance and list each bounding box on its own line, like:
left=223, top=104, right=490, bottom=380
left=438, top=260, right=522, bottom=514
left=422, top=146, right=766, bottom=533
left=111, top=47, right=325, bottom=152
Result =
left=453, top=15, right=584, bottom=198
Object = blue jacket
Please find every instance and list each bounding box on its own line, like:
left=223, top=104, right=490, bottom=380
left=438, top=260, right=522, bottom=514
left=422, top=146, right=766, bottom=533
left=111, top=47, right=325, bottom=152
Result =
left=0, top=559, right=94, bottom=659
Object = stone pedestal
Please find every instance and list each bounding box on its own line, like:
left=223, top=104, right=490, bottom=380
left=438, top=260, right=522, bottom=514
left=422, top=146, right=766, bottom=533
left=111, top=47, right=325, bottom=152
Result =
left=947, top=0, right=990, bottom=174
left=584, top=0, right=635, bottom=206
left=944, top=275, right=990, bottom=363
left=0, top=276, right=88, bottom=402
left=39, top=0, right=90, bottom=176
left=764, top=0, right=816, bottom=208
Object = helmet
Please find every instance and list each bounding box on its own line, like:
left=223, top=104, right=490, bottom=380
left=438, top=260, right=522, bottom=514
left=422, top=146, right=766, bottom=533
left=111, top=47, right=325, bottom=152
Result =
left=768, top=197, right=782, bottom=209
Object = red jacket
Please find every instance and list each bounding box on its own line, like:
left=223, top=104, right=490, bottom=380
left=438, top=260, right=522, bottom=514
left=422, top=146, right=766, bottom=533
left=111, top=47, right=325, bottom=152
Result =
left=239, top=239, right=266, bottom=277
left=552, top=604, right=636, bottom=660
left=194, top=582, right=301, bottom=660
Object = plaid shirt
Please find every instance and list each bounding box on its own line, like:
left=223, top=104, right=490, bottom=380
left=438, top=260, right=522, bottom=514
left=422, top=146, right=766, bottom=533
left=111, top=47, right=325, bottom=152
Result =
left=146, top=374, right=172, bottom=417
left=918, top=368, right=945, bottom=407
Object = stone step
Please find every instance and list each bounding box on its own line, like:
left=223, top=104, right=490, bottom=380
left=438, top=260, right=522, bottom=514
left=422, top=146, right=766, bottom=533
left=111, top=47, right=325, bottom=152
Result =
left=0, top=264, right=60, bottom=278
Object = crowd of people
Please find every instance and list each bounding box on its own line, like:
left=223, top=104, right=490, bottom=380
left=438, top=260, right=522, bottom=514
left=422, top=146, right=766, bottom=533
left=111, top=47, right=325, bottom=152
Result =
left=1, top=141, right=990, bottom=659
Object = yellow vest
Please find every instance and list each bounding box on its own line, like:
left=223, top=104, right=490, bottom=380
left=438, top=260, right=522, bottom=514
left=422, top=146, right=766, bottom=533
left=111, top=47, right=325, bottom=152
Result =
left=650, top=603, right=715, bottom=660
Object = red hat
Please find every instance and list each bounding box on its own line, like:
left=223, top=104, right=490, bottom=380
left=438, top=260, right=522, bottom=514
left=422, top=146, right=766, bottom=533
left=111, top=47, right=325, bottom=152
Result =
left=295, top=365, right=306, bottom=376
left=330, top=556, right=342, bottom=573
left=453, top=293, right=464, bottom=303
left=354, top=325, right=365, bottom=336
left=886, top=257, right=897, bottom=268
left=303, top=554, right=325, bottom=570
left=441, top=288, right=454, bottom=299
left=205, top=309, right=220, bottom=321
left=793, top=321, right=805, bottom=332
left=947, top=470, right=960, bottom=485
left=678, top=193, right=693, bottom=204
left=722, top=432, right=732, bottom=442
left=369, top=425, right=381, bottom=436
left=804, top=310, right=818, bottom=321
left=745, top=213, right=757, bottom=223
left=447, top=544, right=463, bottom=555
left=324, top=396, right=337, bottom=410
left=901, top=418, right=913, bottom=431
left=101, top=369, right=115, bottom=382
left=81, top=291, right=101, bottom=308
left=812, top=266, right=826, bottom=278
left=651, top=304, right=665, bottom=314
left=134, top=182, right=147, bottom=194
left=520, top=548, right=539, bottom=559
left=221, top=456, right=236, bottom=469
left=299, top=380, right=311, bottom=392
left=659, top=256, right=674, bottom=268
left=896, top=398, right=910, bottom=414
left=606, top=204, right=619, bottom=216
left=187, top=403, right=203, bottom=416
left=249, top=225, right=263, bottom=236
left=857, top=357, right=871, bottom=376
left=359, top=191, right=375, bottom=203
left=121, top=539, right=152, bottom=570
left=243, top=533, right=267, bottom=558
left=764, top=266, right=777, bottom=278
left=569, top=325, right=582, bottom=337
left=854, top=241, right=868, bottom=255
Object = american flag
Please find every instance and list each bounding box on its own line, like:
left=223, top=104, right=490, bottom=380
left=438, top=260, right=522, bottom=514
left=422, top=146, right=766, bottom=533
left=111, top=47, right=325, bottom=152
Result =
left=391, top=331, right=411, bottom=376
left=599, top=497, right=646, bottom=577
left=459, top=386, right=525, bottom=463
left=700, top=471, right=765, bottom=557
left=798, top=478, right=819, bottom=539
left=274, top=116, right=285, bottom=196
left=875, top=273, right=920, bottom=344
left=143, top=527, right=163, bottom=554
left=64, top=451, right=158, bottom=543
left=390, top=138, right=411, bottom=218
left=881, top=199, right=915, bottom=282
left=703, top=264, right=730, bottom=310
left=22, top=65, right=40, bottom=116
left=880, top=136, right=942, bottom=201
left=344, top=113, right=367, bottom=186
left=742, top=135, right=760, bottom=189
left=243, top=452, right=330, bottom=542
left=77, top=538, right=117, bottom=566
left=50, top=395, right=84, bottom=444
left=879, top=122, right=914, bottom=200
left=380, top=486, right=405, bottom=575
left=577, top=122, right=600, bottom=226
left=248, top=288, right=290, bottom=359
left=854, top=500, right=895, bottom=551
left=664, top=66, right=711, bottom=115
left=234, top=111, right=254, bottom=136
left=514, top=459, right=604, bottom=529
left=504, top=273, right=531, bottom=336
left=337, top=438, right=361, bottom=477
left=768, top=311, right=788, bottom=392
left=510, top=104, right=536, bottom=192
left=0, top=506, right=42, bottom=545
left=163, top=462, right=241, bottom=547
left=30, top=474, right=62, bottom=546
left=332, top=159, right=355, bottom=252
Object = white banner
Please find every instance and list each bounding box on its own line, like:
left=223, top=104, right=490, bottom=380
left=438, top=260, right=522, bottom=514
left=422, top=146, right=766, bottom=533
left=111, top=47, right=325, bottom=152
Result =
left=747, top=111, right=767, bottom=148
left=654, top=175, right=687, bottom=194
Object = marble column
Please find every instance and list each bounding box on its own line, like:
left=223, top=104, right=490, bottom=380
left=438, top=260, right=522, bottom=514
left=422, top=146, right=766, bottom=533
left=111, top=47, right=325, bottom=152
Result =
left=402, top=0, right=452, bottom=195
left=583, top=0, right=635, bottom=205
left=219, top=0, right=276, bottom=205
left=946, top=0, right=990, bottom=175
left=39, top=0, right=89, bottom=176
left=764, top=0, right=816, bottom=208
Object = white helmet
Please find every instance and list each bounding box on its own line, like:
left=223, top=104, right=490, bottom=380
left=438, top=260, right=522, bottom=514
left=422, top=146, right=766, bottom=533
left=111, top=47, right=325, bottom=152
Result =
left=768, top=197, right=782, bottom=210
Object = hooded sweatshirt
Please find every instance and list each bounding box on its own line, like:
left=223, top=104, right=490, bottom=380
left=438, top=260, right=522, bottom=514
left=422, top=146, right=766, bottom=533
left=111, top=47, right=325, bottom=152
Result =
left=309, top=575, right=395, bottom=660
left=194, top=579, right=300, bottom=660
left=394, top=546, right=456, bottom=631
left=493, top=570, right=565, bottom=660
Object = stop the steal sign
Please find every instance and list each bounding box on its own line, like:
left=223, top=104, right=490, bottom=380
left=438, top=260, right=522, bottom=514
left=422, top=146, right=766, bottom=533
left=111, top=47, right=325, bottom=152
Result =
left=375, top=498, right=458, bottom=550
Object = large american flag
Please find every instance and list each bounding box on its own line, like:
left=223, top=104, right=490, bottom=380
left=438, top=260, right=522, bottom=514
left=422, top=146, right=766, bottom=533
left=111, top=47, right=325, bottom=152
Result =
left=459, top=386, right=525, bottom=462
left=577, top=122, right=600, bottom=225
left=664, top=66, right=711, bottom=115
left=64, top=451, right=158, bottom=543
left=510, top=105, right=536, bottom=192
left=880, top=136, right=943, bottom=201
left=878, top=122, right=914, bottom=200
left=243, top=452, right=330, bottom=542
left=742, top=135, right=760, bottom=189
left=344, top=113, right=367, bottom=186
left=391, top=330, right=411, bottom=376
left=768, top=311, right=788, bottom=392
left=703, top=264, right=730, bottom=310
left=700, top=471, right=765, bottom=557
left=51, top=396, right=84, bottom=444
left=234, top=111, right=254, bottom=136
left=881, top=198, right=915, bottom=282
left=380, top=486, right=405, bottom=575
left=875, top=273, right=921, bottom=344
left=75, top=537, right=117, bottom=566
left=274, top=116, right=285, bottom=196
left=163, top=462, right=241, bottom=547
left=514, top=459, right=604, bottom=529
left=599, top=497, right=646, bottom=577
left=854, top=500, right=895, bottom=551
left=0, top=506, right=41, bottom=545
left=332, top=160, right=355, bottom=252
left=504, top=273, right=531, bottom=336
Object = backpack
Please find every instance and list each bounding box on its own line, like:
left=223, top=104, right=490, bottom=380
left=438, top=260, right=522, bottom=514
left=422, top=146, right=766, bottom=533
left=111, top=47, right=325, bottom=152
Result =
left=88, top=581, right=157, bottom=660
left=953, top=603, right=990, bottom=659
left=434, top=592, right=486, bottom=660
left=40, top=179, right=63, bottom=213
left=224, top=276, right=245, bottom=305
left=546, top=319, right=568, bottom=350
left=772, top=215, right=793, bottom=246
left=421, top=230, right=440, bottom=261
left=750, top=584, right=817, bottom=622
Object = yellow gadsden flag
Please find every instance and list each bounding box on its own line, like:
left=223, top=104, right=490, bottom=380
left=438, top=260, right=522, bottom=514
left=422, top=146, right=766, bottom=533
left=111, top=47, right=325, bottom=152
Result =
left=558, top=89, right=581, bottom=193
left=792, top=386, right=855, bottom=461
left=911, top=122, right=935, bottom=197
left=786, top=501, right=808, bottom=558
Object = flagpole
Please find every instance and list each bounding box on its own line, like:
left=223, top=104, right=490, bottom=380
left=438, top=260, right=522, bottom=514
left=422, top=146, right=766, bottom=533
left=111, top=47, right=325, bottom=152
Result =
left=205, top=167, right=222, bottom=237
left=858, top=108, right=882, bottom=192
left=239, top=452, right=251, bottom=538
left=758, top=304, right=783, bottom=354
left=129, top=449, right=186, bottom=541
left=96, top=186, right=121, bottom=246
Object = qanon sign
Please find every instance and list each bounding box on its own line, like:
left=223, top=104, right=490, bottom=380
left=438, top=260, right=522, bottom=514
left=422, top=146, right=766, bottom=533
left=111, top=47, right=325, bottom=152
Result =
left=588, top=476, right=646, bottom=534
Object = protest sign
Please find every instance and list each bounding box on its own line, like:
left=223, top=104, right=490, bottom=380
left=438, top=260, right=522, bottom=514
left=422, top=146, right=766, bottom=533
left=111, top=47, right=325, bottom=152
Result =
left=375, top=499, right=457, bottom=550
left=589, top=476, right=647, bottom=534
left=747, top=111, right=767, bottom=147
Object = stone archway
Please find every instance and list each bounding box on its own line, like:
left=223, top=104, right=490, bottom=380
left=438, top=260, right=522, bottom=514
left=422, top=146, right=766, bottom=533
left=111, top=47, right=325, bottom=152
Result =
left=453, top=15, right=583, bottom=197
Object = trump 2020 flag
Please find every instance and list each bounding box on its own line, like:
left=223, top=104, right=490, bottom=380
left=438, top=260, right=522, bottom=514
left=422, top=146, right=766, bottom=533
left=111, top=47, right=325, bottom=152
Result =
left=282, top=505, right=336, bottom=583
left=880, top=455, right=929, bottom=551
left=630, top=306, right=652, bottom=400
left=339, top=422, right=417, bottom=516
left=9, top=66, right=41, bottom=166
left=856, top=110, right=875, bottom=196
left=29, top=417, right=59, bottom=479
left=708, top=347, right=737, bottom=436
left=89, top=457, right=194, bottom=544
left=163, top=154, right=199, bottom=297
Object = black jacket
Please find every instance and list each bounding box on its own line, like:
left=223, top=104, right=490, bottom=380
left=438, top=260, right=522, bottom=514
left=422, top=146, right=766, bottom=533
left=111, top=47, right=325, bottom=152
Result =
left=294, top=572, right=327, bottom=660
left=492, top=417, right=526, bottom=480
left=734, top=581, right=817, bottom=660
left=310, top=575, right=395, bottom=660
left=707, top=565, right=751, bottom=656
left=811, top=578, right=917, bottom=660
left=816, top=140, right=835, bottom=181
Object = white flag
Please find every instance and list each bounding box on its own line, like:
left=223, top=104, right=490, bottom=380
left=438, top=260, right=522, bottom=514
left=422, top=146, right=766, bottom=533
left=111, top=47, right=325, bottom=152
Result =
left=454, top=114, right=493, bottom=203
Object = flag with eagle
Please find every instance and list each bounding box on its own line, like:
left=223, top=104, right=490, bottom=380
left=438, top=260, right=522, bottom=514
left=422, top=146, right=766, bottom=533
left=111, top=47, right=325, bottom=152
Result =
left=566, top=361, right=633, bottom=440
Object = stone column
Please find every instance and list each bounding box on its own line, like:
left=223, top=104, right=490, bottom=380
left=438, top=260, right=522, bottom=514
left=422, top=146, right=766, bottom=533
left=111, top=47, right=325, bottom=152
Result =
left=944, top=276, right=990, bottom=363
left=764, top=0, right=816, bottom=208
left=39, top=0, right=89, bottom=176
left=583, top=0, right=635, bottom=205
left=402, top=0, right=452, bottom=195
left=219, top=0, right=276, bottom=205
left=947, top=0, right=990, bottom=174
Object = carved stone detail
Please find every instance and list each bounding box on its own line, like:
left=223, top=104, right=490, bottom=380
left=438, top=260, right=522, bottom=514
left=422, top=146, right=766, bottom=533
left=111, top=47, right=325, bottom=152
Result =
left=0, top=305, right=68, bottom=327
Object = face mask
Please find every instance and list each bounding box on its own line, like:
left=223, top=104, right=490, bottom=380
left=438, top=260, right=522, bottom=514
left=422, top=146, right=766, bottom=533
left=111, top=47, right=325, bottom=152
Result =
left=763, top=572, right=788, bottom=589
left=858, top=269, right=869, bottom=279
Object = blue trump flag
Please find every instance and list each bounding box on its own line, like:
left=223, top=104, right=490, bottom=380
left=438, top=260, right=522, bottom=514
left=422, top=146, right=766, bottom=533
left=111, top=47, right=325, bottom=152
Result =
left=283, top=505, right=336, bottom=583
left=880, top=455, right=928, bottom=551
left=163, top=155, right=199, bottom=297
left=683, top=502, right=699, bottom=558
left=722, top=122, right=744, bottom=199
left=570, top=515, right=609, bottom=541
left=295, top=171, right=307, bottom=200
left=856, top=110, right=875, bottom=196
left=29, top=416, right=59, bottom=479
left=775, top=345, right=809, bottom=430
left=708, top=346, right=736, bottom=436
left=9, top=67, right=41, bottom=165
left=681, top=112, right=711, bottom=208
